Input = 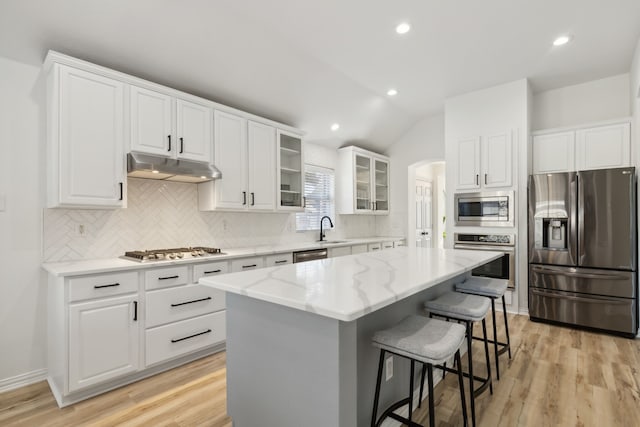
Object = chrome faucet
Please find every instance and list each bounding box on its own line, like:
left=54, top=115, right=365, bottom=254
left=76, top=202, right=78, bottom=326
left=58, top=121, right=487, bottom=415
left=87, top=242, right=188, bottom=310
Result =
left=319, top=216, right=334, bottom=242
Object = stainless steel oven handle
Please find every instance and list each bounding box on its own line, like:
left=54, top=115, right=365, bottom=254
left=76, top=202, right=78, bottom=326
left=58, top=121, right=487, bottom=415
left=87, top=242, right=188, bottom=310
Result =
left=454, top=244, right=513, bottom=252
left=530, top=266, right=625, bottom=280
left=530, top=287, right=630, bottom=304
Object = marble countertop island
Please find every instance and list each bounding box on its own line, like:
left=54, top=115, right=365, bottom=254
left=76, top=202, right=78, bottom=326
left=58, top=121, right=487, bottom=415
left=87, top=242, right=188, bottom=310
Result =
left=200, top=246, right=502, bottom=321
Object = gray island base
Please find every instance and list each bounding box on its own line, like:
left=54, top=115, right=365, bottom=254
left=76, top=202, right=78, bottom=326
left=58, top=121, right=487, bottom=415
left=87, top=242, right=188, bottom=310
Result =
left=200, top=247, right=502, bottom=427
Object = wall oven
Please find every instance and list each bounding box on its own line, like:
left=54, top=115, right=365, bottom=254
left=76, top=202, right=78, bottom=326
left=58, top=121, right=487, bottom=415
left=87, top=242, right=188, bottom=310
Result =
left=454, top=233, right=515, bottom=289
left=454, top=191, right=514, bottom=227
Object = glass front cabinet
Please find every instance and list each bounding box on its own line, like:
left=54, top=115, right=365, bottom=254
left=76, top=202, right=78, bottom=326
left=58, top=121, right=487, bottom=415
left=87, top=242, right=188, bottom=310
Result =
left=338, top=146, right=390, bottom=215
left=277, top=130, right=305, bottom=211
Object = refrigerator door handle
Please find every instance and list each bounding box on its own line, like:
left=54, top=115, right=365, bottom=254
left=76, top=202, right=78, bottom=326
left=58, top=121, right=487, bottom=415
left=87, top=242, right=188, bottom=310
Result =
left=530, top=266, right=628, bottom=281
left=530, top=287, right=631, bottom=305
left=572, top=173, right=581, bottom=265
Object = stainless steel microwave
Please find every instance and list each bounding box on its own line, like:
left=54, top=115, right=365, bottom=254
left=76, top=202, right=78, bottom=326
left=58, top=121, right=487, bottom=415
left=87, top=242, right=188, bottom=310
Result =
left=454, top=191, right=514, bottom=227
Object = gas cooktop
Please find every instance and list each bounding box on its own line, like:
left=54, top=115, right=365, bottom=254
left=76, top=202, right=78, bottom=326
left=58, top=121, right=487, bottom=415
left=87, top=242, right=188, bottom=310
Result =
left=122, top=247, right=224, bottom=262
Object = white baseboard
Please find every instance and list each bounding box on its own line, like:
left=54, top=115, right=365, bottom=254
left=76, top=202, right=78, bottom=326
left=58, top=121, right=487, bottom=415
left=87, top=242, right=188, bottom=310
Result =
left=0, top=368, right=48, bottom=393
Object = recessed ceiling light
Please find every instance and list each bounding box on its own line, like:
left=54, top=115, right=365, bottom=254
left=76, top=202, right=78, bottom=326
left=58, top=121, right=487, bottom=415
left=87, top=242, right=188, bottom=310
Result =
left=152, top=170, right=159, bottom=174
left=396, top=22, right=411, bottom=34
left=387, top=89, right=398, bottom=96
left=330, top=123, right=340, bottom=131
left=553, top=35, right=571, bottom=46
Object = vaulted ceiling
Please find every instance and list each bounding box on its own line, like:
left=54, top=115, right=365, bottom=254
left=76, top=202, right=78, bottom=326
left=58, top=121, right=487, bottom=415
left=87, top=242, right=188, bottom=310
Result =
left=1, top=0, right=639, bottom=151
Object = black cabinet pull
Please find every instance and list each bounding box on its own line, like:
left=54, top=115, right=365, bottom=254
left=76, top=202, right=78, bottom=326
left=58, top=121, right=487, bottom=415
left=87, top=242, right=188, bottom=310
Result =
left=242, top=191, right=247, bottom=205
left=167, top=135, right=172, bottom=151
left=133, top=301, right=138, bottom=321
left=179, top=137, right=184, bottom=153
left=303, top=196, right=306, bottom=208
left=485, top=173, right=487, bottom=185
left=251, top=192, right=255, bottom=206
left=171, top=329, right=211, bottom=343
left=204, top=269, right=222, bottom=274
left=119, top=182, right=123, bottom=201
left=171, top=296, right=212, bottom=307
left=242, top=264, right=257, bottom=269
left=94, top=282, right=120, bottom=289
left=275, top=260, right=288, bottom=264
left=476, top=174, right=479, bottom=185
left=159, top=275, right=179, bottom=280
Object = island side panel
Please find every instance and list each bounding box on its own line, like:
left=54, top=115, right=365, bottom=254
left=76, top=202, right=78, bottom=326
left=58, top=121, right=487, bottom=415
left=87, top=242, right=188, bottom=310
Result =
left=355, top=275, right=463, bottom=426
left=226, top=292, right=356, bottom=427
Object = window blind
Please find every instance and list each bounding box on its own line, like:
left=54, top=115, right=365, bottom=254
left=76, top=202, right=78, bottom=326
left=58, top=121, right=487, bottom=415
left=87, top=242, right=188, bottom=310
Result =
left=296, top=165, right=335, bottom=231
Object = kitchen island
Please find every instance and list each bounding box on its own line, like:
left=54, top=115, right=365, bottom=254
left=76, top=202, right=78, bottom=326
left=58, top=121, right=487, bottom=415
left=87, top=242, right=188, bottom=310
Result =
left=200, top=247, right=502, bottom=427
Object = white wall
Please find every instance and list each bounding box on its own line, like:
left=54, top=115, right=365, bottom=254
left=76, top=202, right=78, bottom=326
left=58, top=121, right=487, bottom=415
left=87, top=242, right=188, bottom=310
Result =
left=532, top=74, right=630, bottom=130
left=444, top=79, right=529, bottom=313
left=0, top=56, right=48, bottom=387
left=377, top=114, right=445, bottom=237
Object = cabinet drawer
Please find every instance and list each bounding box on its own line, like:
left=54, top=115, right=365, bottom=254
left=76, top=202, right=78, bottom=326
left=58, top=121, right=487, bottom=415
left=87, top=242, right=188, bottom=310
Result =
left=382, top=241, right=394, bottom=250
left=145, top=266, right=189, bottom=290
left=193, top=261, right=229, bottom=282
left=265, top=253, right=292, bottom=266
left=368, top=243, right=382, bottom=252
left=231, top=256, right=265, bottom=272
left=68, top=271, right=138, bottom=302
left=145, top=311, right=225, bottom=366
left=146, top=284, right=225, bottom=328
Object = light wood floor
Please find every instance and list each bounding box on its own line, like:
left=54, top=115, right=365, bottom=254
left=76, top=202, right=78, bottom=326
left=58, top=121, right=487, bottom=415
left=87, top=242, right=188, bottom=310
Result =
left=0, top=315, right=638, bottom=426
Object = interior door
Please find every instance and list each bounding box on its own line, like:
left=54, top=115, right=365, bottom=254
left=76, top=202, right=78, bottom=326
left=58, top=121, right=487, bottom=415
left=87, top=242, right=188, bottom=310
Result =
left=578, top=168, right=636, bottom=270
left=415, top=179, right=432, bottom=248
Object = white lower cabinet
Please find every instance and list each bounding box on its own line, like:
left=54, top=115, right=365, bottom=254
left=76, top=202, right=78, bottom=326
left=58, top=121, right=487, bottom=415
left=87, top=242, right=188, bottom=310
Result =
left=232, top=256, right=265, bottom=272
left=382, top=241, right=395, bottom=250
left=146, top=284, right=225, bottom=328
left=146, top=311, right=226, bottom=367
left=328, top=246, right=351, bottom=258
left=68, top=294, right=139, bottom=392
left=351, top=244, right=368, bottom=254
left=265, top=253, right=293, bottom=266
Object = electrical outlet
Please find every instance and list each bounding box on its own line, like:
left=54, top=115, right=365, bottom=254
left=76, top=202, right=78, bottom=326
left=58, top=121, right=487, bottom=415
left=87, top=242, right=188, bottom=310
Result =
left=385, top=356, right=393, bottom=381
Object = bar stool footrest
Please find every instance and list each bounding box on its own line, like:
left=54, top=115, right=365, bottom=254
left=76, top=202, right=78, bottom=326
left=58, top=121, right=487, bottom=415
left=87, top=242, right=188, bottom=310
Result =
left=436, top=364, right=491, bottom=397
left=471, top=336, right=510, bottom=354
left=374, top=397, right=424, bottom=427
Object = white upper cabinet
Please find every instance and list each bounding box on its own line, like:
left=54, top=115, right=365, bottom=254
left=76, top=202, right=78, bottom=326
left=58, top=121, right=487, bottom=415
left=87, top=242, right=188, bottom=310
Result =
left=213, top=110, right=248, bottom=210
left=130, top=86, right=212, bottom=163
left=576, top=123, right=630, bottom=171
left=48, top=64, right=125, bottom=208
left=200, top=112, right=281, bottom=211
left=532, top=121, right=630, bottom=174
left=129, top=86, right=173, bottom=156
left=483, top=132, right=512, bottom=188
left=455, top=133, right=512, bottom=190
left=337, top=146, right=390, bottom=215
left=248, top=121, right=276, bottom=211
left=532, top=131, right=575, bottom=174
left=277, top=130, right=304, bottom=211
left=456, top=137, right=481, bottom=190
left=176, top=98, right=212, bottom=163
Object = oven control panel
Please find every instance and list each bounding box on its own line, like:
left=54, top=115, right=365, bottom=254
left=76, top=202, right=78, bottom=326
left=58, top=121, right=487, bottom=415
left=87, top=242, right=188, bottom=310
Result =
left=454, top=233, right=514, bottom=246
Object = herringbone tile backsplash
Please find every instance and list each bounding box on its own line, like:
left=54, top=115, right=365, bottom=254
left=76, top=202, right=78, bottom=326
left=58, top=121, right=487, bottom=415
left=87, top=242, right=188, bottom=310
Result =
left=43, top=178, right=377, bottom=262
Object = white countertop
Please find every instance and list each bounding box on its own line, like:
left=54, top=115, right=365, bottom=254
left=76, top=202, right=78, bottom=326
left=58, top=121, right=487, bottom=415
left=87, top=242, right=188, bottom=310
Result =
left=200, top=247, right=503, bottom=322
left=42, top=236, right=403, bottom=276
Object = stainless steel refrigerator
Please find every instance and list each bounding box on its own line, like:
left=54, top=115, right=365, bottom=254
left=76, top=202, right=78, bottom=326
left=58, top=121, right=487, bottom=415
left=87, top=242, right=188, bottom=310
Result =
left=528, top=167, right=637, bottom=337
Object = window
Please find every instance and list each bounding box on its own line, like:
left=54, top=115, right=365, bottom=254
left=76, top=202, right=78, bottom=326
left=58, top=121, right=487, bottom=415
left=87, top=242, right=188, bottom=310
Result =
left=296, top=165, right=335, bottom=231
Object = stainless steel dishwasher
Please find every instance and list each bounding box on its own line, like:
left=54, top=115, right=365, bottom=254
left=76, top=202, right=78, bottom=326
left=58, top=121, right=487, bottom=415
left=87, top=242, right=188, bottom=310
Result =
left=292, top=248, right=328, bottom=263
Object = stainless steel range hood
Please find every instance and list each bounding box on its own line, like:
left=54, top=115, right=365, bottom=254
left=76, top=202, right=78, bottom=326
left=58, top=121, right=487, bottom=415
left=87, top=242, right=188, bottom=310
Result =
left=127, top=153, right=222, bottom=183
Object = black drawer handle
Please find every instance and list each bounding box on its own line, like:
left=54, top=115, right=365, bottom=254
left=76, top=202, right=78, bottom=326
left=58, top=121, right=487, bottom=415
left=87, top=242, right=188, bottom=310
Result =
left=179, top=137, right=184, bottom=154
left=275, top=260, right=288, bottom=264
left=159, top=275, right=179, bottom=280
left=171, top=329, right=212, bottom=343
left=133, top=301, right=138, bottom=321
left=204, top=269, right=222, bottom=274
left=167, top=135, right=172, bottom=151
left=171, top=296, right=212, bottom=307
left=94, top=282, right=120, bottom=289
left=119, top=182, right=123, bottom=201
left=242, top=264, right=257, bottom=269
